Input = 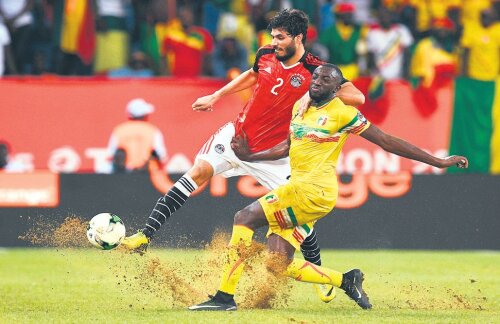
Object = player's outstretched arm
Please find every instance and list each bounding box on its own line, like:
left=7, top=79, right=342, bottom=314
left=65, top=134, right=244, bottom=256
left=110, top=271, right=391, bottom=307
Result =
left=360, top=124, right=468, bottom=169
left=337, top=82, right=365, bottom=106
left=231, top=135, right=290, bottom=162
left=192, top=69, right=258, bottom=112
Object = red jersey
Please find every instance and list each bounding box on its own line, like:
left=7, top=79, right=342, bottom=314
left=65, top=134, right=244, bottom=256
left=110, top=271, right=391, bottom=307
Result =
left=234, top=46, right=331, bottom=153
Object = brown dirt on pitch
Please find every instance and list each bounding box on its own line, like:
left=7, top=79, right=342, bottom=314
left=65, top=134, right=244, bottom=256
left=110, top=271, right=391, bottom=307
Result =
left=52, top=216, right=89, bottom=247
left=199, top=231, right=293, bottom=309
left=122, top=231, right=229, bottom=308
left=18, top=217, right=55, bottom=246
left=138, top=256, right=205, bottom=307
left=204, top=230, right=231, bottom=262
left=386, top=282, right=486, bottom=311
left=135, top=230, right=232, bottom=307
left=19, top=215, right=89, bottom=247
left=194, top=230, right=231, bottom=289
left=131, top=229, right=293, bottom=309
left=240, top=250, right=292, bottom=309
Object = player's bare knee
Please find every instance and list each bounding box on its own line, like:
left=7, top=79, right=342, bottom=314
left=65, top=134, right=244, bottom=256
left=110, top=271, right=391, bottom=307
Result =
left=187, top=160, right=214, bottom=186
left=233, top=207, right=254, bottom=227
left=234, top=202, right=267, bottom=228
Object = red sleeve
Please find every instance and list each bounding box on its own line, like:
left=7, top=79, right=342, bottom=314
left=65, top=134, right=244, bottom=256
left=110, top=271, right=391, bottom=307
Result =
left=252, top=45, right=275, bottom=72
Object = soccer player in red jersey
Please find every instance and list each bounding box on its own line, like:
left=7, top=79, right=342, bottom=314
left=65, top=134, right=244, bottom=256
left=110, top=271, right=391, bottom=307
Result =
left=122, top=9, right=365, bottom=301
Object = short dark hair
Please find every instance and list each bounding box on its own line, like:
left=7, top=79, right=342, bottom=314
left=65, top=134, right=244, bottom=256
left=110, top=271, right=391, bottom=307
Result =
left=321, top=63, right=344, bottom=80
left=268, top=9, right=309, bottom=45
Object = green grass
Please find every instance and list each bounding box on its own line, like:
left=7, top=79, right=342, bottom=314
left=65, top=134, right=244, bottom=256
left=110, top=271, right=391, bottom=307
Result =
left=0, top=248, right=499, bottom=323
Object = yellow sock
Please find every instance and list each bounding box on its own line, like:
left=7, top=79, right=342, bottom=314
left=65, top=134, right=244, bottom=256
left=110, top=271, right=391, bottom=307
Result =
left=218, top=225, right=254, bottom=295
left=284, top=258, right=343, bottom=288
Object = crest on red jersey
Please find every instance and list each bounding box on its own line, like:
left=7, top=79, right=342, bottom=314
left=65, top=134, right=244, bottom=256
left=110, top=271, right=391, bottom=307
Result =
left=290, top=74, right=305, bottom=88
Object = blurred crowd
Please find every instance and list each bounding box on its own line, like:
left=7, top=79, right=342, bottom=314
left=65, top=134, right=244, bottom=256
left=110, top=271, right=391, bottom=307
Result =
left=0, top=0, right=498, bottom=82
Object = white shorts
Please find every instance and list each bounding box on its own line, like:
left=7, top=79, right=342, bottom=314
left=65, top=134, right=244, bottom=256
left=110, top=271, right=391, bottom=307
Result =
left=196, top=122, right=291, bottom=190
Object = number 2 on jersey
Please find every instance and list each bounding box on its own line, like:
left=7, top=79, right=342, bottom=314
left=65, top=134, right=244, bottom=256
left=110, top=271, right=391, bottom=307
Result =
left=271, top=78, right=284, bottom=95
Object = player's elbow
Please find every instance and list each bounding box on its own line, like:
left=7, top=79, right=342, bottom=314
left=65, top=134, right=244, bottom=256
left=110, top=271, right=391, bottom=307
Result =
left=344, top=93, right=365, bottom=106
left=277, top=147, right=290, bottom=159
left=341, top=82, right=365, bottom=105
left=357, top=93, right=366, bottom=105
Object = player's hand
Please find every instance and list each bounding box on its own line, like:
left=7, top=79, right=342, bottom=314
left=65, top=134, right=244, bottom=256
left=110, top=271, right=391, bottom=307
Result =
left=231, top=134, right=252, bottom=161
left=439, top=155, right=468, bottom=169
left=192, top=93, right=220, bottom=112
left=297, top=93, right=312, bottom=118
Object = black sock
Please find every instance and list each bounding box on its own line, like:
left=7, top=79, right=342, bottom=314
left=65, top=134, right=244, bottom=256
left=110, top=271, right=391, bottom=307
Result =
left=214, top=290, right=234, bottom=302
left=300, top=230, right=322, bottom=266
left=142, top=175, right=198, bottom=238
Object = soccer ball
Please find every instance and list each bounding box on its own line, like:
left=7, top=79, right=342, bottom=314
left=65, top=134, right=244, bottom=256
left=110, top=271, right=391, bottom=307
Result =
left=86, top=213, right=126, bottom=250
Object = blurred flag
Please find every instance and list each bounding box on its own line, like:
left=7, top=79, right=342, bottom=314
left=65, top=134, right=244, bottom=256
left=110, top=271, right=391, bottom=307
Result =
left=60, top=0, right=95, bottom=64
left=77, top=1, right=95, bottom=64
left=449, top=77, right=500, bottom=173
left=368, top=75, right=385, bottom=101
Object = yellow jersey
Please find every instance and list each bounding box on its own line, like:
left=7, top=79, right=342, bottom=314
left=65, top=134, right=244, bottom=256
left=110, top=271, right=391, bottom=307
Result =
left=288, top=97, right=371, bottom=191
left=259, top=97, right=370, bottom=248
left=461, top=23, right=500, bottom=81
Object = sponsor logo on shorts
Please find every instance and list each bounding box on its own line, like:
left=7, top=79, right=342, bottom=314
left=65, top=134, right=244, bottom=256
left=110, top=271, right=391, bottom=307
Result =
left=214, top=144, right=225, bottom=154
left=265, top=194, right=279, bottom=204
left=290, top=74, right=305, bottom=88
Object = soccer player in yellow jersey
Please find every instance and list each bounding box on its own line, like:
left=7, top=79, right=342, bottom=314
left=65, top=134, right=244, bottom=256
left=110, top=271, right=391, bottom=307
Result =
left=188, top=64, right=468, bottom=311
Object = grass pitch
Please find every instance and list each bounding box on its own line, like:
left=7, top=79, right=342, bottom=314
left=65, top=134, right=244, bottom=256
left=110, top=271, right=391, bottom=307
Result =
left=0, top=248, right=499, bottom=323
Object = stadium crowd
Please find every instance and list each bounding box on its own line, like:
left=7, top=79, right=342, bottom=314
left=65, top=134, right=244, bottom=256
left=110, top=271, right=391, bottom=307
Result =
left=1, top=0, right=499, bottom=174
left=0, top=0, right=498, bottom=81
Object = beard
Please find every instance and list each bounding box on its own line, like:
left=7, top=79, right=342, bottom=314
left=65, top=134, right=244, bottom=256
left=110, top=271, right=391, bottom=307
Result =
left=309, top=89, right=324, bottom=102
left=309, top=88, right=337, bottom=103
left=274, top=44, right=296, bottom=62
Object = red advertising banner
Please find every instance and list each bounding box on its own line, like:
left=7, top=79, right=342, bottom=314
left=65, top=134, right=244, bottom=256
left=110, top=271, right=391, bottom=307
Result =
left=0, top=77, right=452, bottom=174
left=0, top=172, right=59, bottom=207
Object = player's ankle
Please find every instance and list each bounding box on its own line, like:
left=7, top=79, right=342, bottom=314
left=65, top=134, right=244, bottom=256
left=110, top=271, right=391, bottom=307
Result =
left=214, top=290, right=234, bottom=302
left=141, top=228, right=154, bottom=239
left=340, top=275, right=348, bottom=291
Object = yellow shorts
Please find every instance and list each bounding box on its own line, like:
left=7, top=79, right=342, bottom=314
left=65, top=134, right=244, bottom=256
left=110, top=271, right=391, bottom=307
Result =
left=258, top=181, right=337, bottom=250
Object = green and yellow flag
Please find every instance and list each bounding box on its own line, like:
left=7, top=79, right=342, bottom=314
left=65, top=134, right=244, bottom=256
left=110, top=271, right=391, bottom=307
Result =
left=449, top=77, right=500, bottom=173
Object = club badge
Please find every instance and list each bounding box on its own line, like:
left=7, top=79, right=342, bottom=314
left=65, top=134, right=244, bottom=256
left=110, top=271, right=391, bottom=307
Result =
left=214, top=144, right=225, bottom=154
left=290, top=74, right=305, bottom=88
left=265, top=194, right=279, bottom=204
